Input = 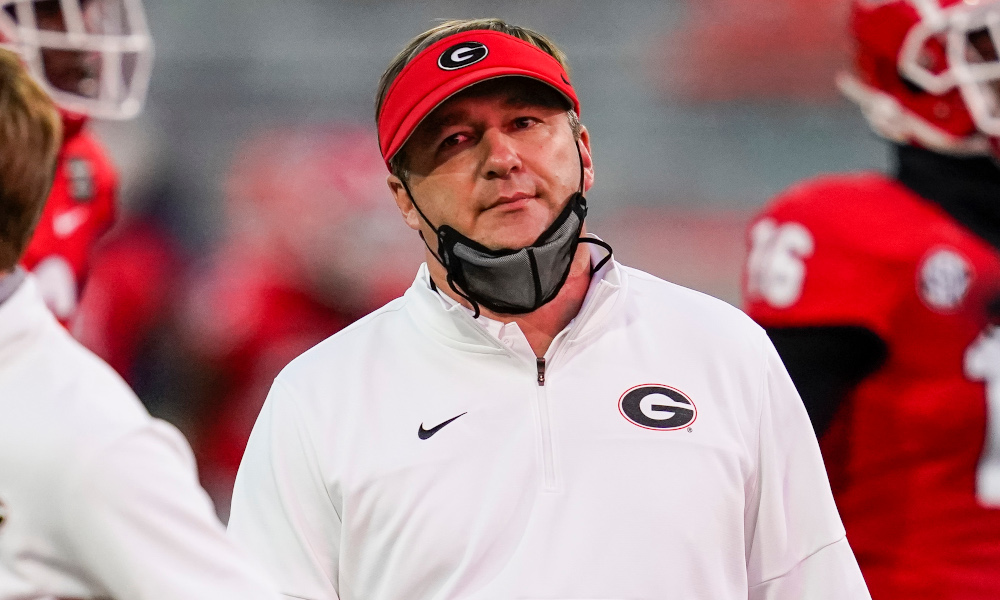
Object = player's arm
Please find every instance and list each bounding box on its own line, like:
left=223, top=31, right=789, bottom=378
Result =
left=765, top=325, right=888, bottom=436
left=744, top=199, right=903, bottom=437
left=61, top=419, right=281, bottom=600
left=228, top=379, right=343, bottom=600
left=746, top=335, right=871, bottom=600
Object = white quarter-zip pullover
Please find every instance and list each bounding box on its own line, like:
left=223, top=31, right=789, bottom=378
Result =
left=229, top=256, right=870, bottom=600
left=0, top=275, right=279, bottom=600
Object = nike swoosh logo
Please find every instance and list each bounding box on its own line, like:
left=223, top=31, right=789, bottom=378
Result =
left=52, top=206, right=89, bottom=238
left=418, top=412, right=467, bottom=440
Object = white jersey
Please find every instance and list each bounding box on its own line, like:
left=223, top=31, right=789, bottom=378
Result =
left=228, top=256, right=870, bottom=600
left=0, top=275, right=279, bottom=600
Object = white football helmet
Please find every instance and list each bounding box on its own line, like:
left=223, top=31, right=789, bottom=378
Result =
left=0, top=0, right=152, bottom=120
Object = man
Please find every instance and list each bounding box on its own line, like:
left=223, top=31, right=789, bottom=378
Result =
left=743, top=1, right=1000, bottom=598
left=0, top=49, right=278, bottom=599
left=1, top=0, right=153, bottom=323
left=229, top=19, right=870, bottom=600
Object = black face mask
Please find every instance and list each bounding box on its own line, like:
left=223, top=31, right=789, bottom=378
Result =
left=402, top=148, right=611, bottom=317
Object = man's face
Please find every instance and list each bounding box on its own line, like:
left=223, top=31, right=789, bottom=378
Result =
left=389, top=78, right=593, bottom=252
left=34, top=0, right=101, bottom=97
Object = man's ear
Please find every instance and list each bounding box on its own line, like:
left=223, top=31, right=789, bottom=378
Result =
left=387, top=175, right=422, bottom=231
left=578, top=126, right=595, bottom=192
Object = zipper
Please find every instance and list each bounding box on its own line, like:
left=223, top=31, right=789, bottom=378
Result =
left=446, top=277, right=616, bottom=496
left=531, top=281, right=606, bottom=490
left=529, top=284, right=606, bottom=492
left=535, top=357, right=558, bottom=491
left=452, top=308, right=564, bottom=492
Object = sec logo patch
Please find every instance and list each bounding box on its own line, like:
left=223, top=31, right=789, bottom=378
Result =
left=919, top=248, right=972, bottom=312
left=619, top=384, right=697, bottom=430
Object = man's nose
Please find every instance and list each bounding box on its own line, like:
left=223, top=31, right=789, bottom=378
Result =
left=480, top=129, right=521, bottom=179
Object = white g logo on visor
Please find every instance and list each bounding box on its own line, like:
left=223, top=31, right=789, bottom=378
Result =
left=438, top=42, right=489, bottom=70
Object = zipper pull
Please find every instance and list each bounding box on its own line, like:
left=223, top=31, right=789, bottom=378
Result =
left=536, top=357, right=546, bottom=386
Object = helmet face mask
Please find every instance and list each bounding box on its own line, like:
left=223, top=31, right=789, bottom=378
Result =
left=945, top=8, right=1000, bottom=136
left=845, top=0, right=1000, bottom=155
left=0, top=0, right=152, bottom=120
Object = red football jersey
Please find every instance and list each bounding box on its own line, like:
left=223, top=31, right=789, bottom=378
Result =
left=180, top=243, right=353, bottom=513
left=72, top=218, right=182, bottom=380
left=20, top=119, right=118, bottom=323
left=744, top=173, right=1000, bottom=599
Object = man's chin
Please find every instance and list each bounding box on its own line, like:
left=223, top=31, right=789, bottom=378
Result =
left=477, top=217, right=552, bottom=250
left=478, top=228, right=547, bottom=251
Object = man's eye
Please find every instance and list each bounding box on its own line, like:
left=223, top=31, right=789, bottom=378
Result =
left=514, top=117, right=535, bottom=129
left=441, top=134, right=465, bottom=148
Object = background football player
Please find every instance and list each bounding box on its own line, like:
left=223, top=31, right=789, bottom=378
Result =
left=0, top=0, right=152, bottom=323
left=743, top=0, right=1000, bottom=598
left=176, top=124, right=420, bottom=517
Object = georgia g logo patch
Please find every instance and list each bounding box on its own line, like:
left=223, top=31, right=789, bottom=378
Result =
left=619, top=384, right=697, bottom=431
left=438, top=41, right=489, bottom=70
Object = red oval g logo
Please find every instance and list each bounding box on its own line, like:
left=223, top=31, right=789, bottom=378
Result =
left=619, top=384, right=697, bottom=431
left=438, top=41, right=489, bottom=70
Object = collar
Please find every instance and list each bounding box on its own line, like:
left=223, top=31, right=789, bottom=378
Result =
left=407, top=238, right=625, bottom=356
left=0, top=268, right=26, bottom=307
left=895, top=144, right=1000, bottom=251
left=0, top=275, right=55, bottom=367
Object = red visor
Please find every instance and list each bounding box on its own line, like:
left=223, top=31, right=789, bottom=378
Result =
left=377, top=29, right=580, bottom=170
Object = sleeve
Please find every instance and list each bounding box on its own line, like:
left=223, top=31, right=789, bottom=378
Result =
left=765, top=326, right=887, bottom=436
left=227, top=379, right=342, bottom=600
left=743, top=199, right=907, bottom=340
left=746, top=336, right=871, bottom=600
left=61, top=419, right=282, bottom=600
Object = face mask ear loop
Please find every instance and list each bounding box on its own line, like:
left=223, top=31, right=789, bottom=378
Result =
left=579, top=238, right=614, bottom=276
left=446, top=272, right=482, bottom=319
left=402, top=177, right=449, bottom=266
left=400, top=177, right=441, bottom=235
left=402, top=178, right=482, bottom=318
left=572, top=137, right=612, bottom=277
left=416, top=230, right=440, bottom=264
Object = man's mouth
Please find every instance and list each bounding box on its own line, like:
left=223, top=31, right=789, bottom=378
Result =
left=491, top=192, right=536, bottom=210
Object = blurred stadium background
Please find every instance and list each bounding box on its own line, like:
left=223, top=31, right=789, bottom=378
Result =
left=79, top=0, right=887, bottom=516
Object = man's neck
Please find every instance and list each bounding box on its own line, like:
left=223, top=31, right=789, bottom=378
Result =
left=0, top=268, right=25, bottom=307
left=428, top=243, right=593, bottom=357
left=894, top=144, right=1000, bottom=251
